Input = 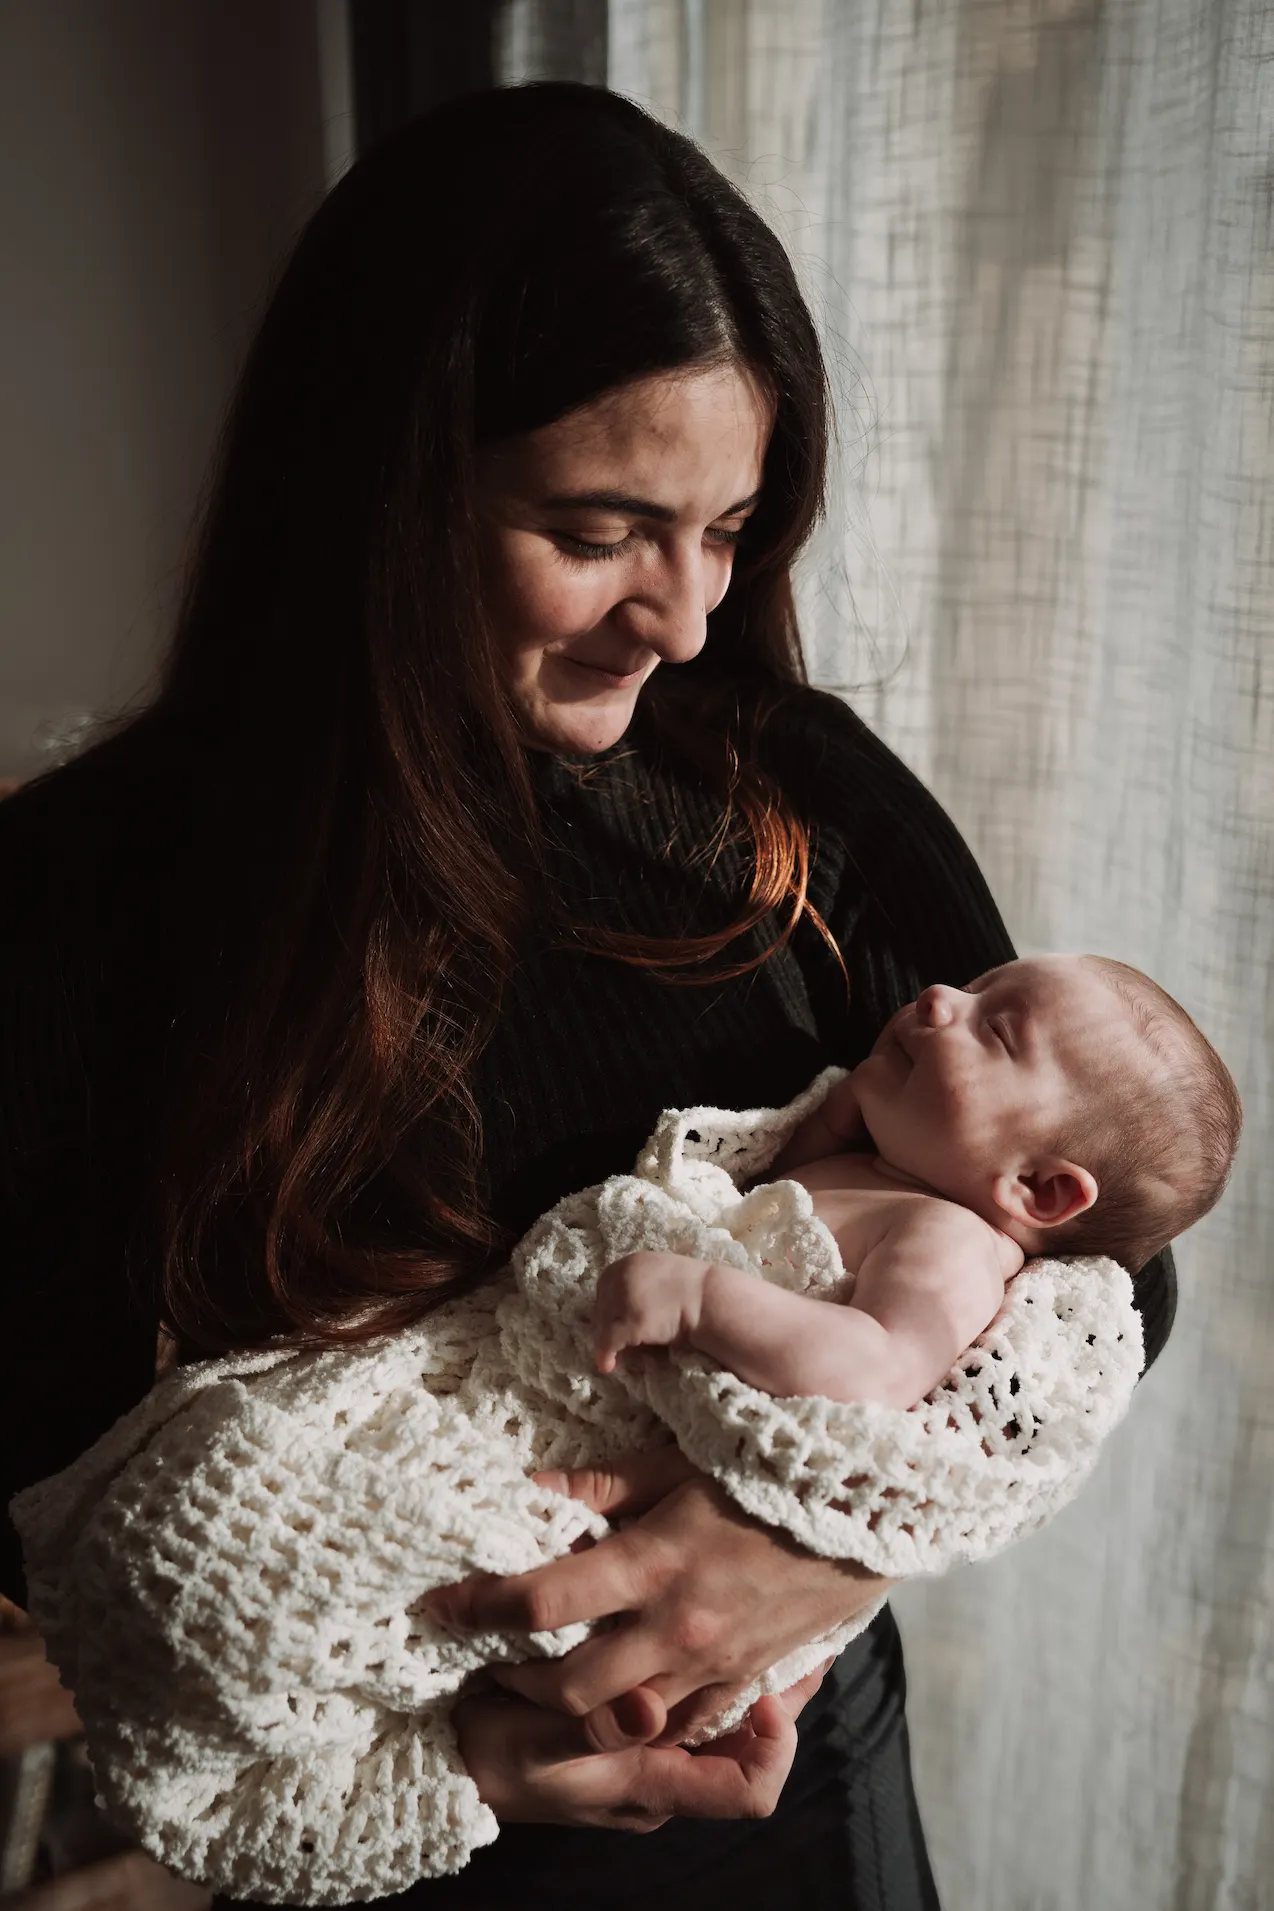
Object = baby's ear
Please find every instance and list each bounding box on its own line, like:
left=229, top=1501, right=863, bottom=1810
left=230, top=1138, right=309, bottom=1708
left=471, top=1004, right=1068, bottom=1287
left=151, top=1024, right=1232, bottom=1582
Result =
left=993, top=1159, right=1097, bottom=1231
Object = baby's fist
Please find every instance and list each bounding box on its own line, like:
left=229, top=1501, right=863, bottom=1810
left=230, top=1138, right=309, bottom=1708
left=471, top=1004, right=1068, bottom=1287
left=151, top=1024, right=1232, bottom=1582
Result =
left=593, top=1251, right=709, bottom=1374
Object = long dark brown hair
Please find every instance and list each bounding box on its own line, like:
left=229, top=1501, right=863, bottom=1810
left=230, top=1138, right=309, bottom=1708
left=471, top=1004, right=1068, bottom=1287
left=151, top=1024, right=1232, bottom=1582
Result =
left=110, top=84, right=834, bottom=1352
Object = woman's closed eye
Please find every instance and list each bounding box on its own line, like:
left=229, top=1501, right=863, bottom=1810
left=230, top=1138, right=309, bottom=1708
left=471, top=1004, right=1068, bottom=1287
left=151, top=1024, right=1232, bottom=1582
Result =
left=555, top=525, right=746, bottom=563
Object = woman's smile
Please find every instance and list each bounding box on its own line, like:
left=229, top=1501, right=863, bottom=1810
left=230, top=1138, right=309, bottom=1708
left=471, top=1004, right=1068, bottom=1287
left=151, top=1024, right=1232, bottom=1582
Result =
left=556, top=651, right=654, bottom=688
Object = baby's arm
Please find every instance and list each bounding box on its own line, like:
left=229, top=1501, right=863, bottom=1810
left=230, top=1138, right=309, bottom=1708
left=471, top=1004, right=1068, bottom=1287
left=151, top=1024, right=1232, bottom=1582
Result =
left=596, top=1251, right=902, bottom=1400
left=841, top=1204, right=1015, bottom=1406
left=595, top=1204, right=1013, bottom=1409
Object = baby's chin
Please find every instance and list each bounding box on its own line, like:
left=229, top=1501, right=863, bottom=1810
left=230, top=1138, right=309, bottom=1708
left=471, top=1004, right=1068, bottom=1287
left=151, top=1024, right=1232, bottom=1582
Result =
left=846, top=1051, right=910, bottom=1137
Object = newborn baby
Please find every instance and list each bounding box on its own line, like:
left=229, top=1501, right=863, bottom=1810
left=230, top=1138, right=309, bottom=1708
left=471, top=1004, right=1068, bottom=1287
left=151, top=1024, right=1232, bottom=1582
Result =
left=595, top=955, right=1241, bottom=1409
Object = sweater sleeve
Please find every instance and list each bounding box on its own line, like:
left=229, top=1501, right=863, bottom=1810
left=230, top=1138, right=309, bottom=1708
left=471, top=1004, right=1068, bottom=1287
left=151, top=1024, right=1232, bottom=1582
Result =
left=765, top=688, right=1176, bottom=1370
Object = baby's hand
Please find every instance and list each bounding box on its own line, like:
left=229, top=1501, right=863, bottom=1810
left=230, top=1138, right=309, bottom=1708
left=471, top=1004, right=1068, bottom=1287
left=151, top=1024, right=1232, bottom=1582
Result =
left=593, top=1252, right=709, bottom=1374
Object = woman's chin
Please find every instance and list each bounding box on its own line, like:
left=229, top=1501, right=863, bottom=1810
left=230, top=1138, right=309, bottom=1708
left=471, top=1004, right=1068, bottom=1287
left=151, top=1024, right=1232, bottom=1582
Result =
left=520, top=693, right=640, bottom=756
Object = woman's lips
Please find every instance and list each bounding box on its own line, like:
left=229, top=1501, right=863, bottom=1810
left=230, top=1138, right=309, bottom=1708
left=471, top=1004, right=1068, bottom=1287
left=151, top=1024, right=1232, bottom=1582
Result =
left=558, top=654, right=650, bottom=688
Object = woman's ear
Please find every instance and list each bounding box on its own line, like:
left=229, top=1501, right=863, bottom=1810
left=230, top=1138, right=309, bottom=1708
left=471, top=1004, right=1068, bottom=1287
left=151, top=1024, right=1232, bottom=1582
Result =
left=992, top=1160, right=1098, bottom=1231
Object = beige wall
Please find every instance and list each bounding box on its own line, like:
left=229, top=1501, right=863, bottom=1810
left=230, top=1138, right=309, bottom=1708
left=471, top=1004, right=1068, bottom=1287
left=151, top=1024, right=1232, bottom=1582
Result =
left=0, top=1, right=332, bottom=778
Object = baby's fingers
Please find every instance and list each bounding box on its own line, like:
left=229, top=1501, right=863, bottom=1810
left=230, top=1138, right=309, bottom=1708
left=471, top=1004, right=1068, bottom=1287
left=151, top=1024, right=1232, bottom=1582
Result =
left=593, top=1322, right=628, bottom=1374
left=593, top=1266, right=635, bottom=1371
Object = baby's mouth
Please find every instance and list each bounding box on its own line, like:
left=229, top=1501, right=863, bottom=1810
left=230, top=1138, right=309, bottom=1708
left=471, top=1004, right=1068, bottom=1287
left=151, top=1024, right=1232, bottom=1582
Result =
left=874, top=1016, right=915, bottom=1068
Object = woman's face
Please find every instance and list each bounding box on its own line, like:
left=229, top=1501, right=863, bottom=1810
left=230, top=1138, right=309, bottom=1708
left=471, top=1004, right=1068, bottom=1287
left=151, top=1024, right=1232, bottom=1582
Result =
left=477, top=363, right=772, bottom=754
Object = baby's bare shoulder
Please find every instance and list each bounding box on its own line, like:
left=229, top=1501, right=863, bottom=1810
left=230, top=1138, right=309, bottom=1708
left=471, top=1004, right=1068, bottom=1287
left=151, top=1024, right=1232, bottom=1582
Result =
left=787, top=1155, right=1018, bottom=1286
left=890, top=1193, right=1017, bottom=1265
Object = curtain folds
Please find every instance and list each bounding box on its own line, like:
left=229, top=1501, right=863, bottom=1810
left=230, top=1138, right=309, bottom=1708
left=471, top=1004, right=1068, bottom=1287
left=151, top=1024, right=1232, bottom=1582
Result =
left=601, top=3, right=1273, bottom=1905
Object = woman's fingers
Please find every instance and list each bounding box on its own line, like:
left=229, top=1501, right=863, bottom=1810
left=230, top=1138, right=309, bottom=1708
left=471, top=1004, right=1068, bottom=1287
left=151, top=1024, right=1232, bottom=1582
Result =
left=776, top=1657, right=835, bottom=1720
left=646, top=1680, right=749, bottom=1748
left=657, top=1697, right=797, bottom=1818
left=584, top=1704, right=796, bottom=1825
left=492, top=1653, right=763, bottom=1756
left=532, top=1444, right=699, bottom=1518
left=588, top=1683, right=668, bottom=1750
left=649, top=1652, right=835, bottom=1746
left=434, top=1451, right=701, bottom=1634
left=452, top=1687, right=795, bottom=1830
left=488, top=1632, right=670, bottom=1729
left=585, top=1655, right=833, bottom=1753
left=426, top=1520, right=656, bottom=1634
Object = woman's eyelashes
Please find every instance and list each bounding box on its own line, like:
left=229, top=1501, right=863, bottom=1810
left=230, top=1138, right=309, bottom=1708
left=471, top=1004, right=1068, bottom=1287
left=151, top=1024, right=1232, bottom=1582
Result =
left=553, top=525, right=746, bottom=563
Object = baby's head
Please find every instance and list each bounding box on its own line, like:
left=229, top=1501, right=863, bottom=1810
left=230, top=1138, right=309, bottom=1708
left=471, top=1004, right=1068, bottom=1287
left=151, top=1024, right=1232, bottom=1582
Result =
left=850, top=955, right=1241, bottom=1269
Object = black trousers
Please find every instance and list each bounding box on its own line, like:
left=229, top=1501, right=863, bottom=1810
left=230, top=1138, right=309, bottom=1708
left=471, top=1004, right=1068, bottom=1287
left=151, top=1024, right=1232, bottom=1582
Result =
left=217, top=1608, right=941, bottom=1911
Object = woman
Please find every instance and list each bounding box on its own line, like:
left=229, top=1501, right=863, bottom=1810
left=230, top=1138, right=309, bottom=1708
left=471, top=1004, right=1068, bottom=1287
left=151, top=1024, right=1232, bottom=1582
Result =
left=0, top=84, right=1174, bottom=1908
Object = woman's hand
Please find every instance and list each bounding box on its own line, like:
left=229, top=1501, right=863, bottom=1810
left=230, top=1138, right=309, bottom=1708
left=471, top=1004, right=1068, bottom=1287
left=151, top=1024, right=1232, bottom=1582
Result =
left=453, top=1688, right=794, bottom=1831
left=453, top=1657, right=831, bottom=1829
left=428, top=1450, right=887, bottom=1750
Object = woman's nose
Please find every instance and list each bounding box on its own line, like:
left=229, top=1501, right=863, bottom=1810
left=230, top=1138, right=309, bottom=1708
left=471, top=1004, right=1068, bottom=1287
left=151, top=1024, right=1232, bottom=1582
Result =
left=620, top=547, right=717, bottom=663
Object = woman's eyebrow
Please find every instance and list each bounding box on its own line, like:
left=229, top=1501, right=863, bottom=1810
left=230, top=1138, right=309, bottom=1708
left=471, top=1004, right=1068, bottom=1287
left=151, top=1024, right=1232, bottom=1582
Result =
left=542, top=488, right=762, bottom=520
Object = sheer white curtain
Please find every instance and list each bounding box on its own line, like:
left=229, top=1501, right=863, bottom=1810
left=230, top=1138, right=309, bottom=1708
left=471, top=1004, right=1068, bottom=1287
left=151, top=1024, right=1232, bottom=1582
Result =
left=605, top=3, right=1273, bottom=1905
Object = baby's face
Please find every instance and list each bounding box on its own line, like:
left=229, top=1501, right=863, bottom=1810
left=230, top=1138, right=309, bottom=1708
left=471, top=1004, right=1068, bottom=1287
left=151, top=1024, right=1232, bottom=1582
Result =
left=850, top=956, right=1139, bottom=1213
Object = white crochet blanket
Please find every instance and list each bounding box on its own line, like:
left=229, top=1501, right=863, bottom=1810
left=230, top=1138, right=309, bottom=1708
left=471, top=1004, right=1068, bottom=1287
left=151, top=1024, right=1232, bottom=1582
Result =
left=11, top=1070, right=1143, bottom=1906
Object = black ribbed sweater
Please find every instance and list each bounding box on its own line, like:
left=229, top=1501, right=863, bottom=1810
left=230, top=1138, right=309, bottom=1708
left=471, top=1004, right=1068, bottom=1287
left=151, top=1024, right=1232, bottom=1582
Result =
left=0, top=684, right=1175, bottom=1615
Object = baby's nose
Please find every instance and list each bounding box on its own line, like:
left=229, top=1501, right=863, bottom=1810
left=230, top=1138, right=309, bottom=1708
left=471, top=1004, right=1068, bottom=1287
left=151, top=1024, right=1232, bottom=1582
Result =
left=915, top=983, right=959, bottom=1027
